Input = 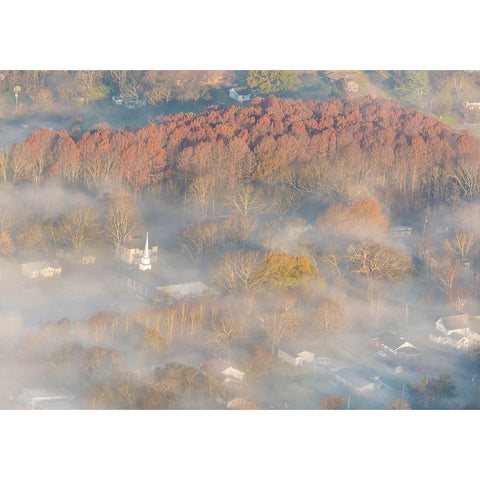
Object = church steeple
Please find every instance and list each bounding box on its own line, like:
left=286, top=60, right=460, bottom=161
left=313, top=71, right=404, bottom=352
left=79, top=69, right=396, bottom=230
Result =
left=139, top=232, right=152, bottom=271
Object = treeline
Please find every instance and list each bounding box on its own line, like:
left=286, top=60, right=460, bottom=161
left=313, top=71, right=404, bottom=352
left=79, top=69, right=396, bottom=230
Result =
left=2, top=95, right=480, bottom=214
left=0, top=70, right=236, bottom=106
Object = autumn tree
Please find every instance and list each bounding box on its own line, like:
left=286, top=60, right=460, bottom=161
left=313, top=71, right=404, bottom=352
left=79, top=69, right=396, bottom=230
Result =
left=408, top=374, right=456, bottom=409
left=256, top=252, right=317, bottom=289
left=246, top=71, right=299, bottom=93
left=321, top=395, right=344, bottom=410
left=315, top=198, right=389, bottom=237
left=139, top=328, right=168, bottom=361
left=388, top=398, right=411, bottom=410
left=0, top=207, right=15, bottom=234
left=0, top=232, right=15, bottom=256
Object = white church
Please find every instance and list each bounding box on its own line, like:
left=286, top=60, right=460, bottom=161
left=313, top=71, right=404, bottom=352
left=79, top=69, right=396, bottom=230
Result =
left=126, top=232, right=214, bottom=303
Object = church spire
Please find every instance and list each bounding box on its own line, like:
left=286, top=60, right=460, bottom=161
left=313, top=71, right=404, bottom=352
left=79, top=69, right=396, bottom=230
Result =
left=139, top=232, right=152, bottom=271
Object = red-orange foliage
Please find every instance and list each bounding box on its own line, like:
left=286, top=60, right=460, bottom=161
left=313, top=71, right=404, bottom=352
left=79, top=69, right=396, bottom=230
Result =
left=7, top=95, right=480, bottom=210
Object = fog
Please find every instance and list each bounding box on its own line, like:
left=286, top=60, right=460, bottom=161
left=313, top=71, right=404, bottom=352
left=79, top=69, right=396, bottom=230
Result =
left=3, top=75, right=480, bottom=410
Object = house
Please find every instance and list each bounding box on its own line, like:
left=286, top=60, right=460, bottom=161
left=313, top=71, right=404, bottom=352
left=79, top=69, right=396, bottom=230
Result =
left=112, top=95, right=147, bottom=108
left=430, top=313, right=480, bottom=350
left=16, top=387, right=76, bottom=409
left=156, top=282, right=216, bottom=303
left=201, top=356, right=245, bottom=383
left=371, top=331, right=422, bottom=360
left=388, top=226, right=413, bottom=238
left=466, top=101, right=480, bottom=111
left=118, top=234, right=158, bottom=265
left=331, top=366, right=383, bottom=394
left=229, top=87, right=253, bottom=103
left=21, top=259, right=62, bottom=279
left=277, top=345, right=315, bottom=366
left=127, top=269, right=167, bottom=299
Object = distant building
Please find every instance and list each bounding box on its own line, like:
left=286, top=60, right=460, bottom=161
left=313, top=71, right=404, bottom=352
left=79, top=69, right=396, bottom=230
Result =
left=112, top=95, right=147, bottom=109
left=156, top=281, right=215, bottom=303
left=16, top=387, right=76, bottom=410
left=331, top=366, right=384, bottom=394
left=119, top=233, right=158, bottom=265
left=229, top=87, right=253, bottom=103
left=21, top=259, right=62, bottom=279
left=388, top=226, right=413, bottom=238
left=277, top=346, right=316, bottom=367
left=466, top=101, right=480, bottom=111
left=126, top=233, right=215, bottom=303
left=430, top=314, right=480, bottom=350
left=371, top=331, right=422, bottom=360
left=201, top=356, right=245, bottom=383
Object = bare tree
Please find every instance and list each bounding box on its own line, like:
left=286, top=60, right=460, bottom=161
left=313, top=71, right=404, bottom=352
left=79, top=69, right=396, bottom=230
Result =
left=348, top=242, right=413, bottom=281
left=0, top=207, right=15, bottom=234
left=188, top=175, right=218, bottom=218
left=211, top=250, right=264, bottom=292
left=104, top=190, right=141, bottom=253
left=435, top=256, right=460, bottom=302
left=312, top=299, right=344, bottom=336
left=208, top=314, right=244, bottom=361
left=451, top=158, right=480, bottom=199
left=58, top=204, right=101, bottom=259
left=445, top=231, right=477, bottom=265
left=258, top=295, right=299, bottom=354
left=225, top=183, right=264, bottom=217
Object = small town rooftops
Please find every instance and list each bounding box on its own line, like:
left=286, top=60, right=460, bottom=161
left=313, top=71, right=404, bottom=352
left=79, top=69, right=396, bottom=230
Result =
left=440, top=314, right=471, bottom=330
left=373, top=331, right=406, bottom=350
left=156, top=282, right=213, bottom=300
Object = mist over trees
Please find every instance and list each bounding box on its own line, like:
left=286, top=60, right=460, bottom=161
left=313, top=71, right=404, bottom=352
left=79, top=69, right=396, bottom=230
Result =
left=5, top=83, right=480, bottom=410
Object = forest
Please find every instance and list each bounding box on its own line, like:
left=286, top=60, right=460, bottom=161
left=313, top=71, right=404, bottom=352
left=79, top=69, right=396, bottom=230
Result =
left=3, top=91, right=480, bottom=410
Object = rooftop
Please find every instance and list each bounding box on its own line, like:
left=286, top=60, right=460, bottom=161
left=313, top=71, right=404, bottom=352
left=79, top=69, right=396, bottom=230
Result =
left=373, top=331, right=407, bottom=350
left=156, top=282, right=213, bottom=300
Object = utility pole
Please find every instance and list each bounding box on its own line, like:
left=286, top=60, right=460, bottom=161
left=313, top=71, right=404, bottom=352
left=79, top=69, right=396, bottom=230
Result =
left=14, top=85, right=21, bottom=111
left=402, top=383, right=405, bottom=399
left=347, top=393, right=351, bottom=409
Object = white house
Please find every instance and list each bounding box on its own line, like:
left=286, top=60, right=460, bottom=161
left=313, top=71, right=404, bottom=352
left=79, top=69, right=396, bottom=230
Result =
left=16, top=387, right=76, bottom=409
left=156, top=282, right=216, bottom=302
left=277, top=346, right=315, bottom=366
left=388, top=226, right=413, bottom=237
left=430, top=314, right=480, bottom=350
left=371, top=331, right=422, bottom=360
left=229, top=87, right=253, bottom=103
left=331, top=366, right=383, bottom=394
left=118, top=234, right=158, bottom=265
left=21, top=259, right=62, bottom=279
left=201, top=356, right=245, bottom=383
